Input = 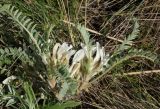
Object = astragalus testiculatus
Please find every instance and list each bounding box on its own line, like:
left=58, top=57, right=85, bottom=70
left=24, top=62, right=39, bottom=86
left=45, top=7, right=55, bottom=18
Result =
left=49, top=42, right=109, bottom=93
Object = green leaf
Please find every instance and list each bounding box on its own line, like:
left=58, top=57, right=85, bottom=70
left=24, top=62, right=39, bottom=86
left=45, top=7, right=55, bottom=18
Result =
left=92, top=49, right=157, bottom=83
left=44, top=101, right=81, bottom=109
left=118, top=18, right=139, bottom=51
left=62, top=101, right=81, bottom=108
left=23, top=82, right=39, bottom=109
left=77, top=24, right=90, bottom=45
left=0, top=4, right=10, bottom=12
left=58, top=82, right=69, bottom=100
left=2, top=4, right=42, bottom=54
left=0, top=49, right=5, bottom=55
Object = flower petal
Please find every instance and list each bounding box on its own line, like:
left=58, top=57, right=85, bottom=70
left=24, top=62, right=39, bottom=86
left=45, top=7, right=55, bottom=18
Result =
left=100, top=47, right=105, bottom=64
left=69, top=63, right=81, bottom=78
left=72, top=49, right=85, bottom=64
left=60, top=50, right=75, bottom=65
left=66, top=50, right=76, bottom=61
left=93, top=42, right=101, bottom=64
left=2, top=75, right=17, bottom=85
left=81, top=43, right=89, bottom=57
left=52, top=43, right=60, bottom=63
left=57, top=42, right=72, bottom=60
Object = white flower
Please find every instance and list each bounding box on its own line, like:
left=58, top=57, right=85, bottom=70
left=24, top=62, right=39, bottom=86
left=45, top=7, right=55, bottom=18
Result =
left=2, top=75, right=17, bottom=85
left=93, top=42, right=101, bottom=64
left=72, top=49, right=85, bottom=64
left=52, top=43, right=61, bottom=65
left=66, top=50, right=76, bottom=61
left=69, top=49, right=85, bottom=78
left=51, top=42, right=110, bottom=82
left=57, top=42, right=72, bottom=60
left=42, top=54, right=48, bottom=65
left=50, top=41, right=111, bottom=94
left=69, top=63, right=81, bottom=78
left=51, top=42, right=74, bottom=65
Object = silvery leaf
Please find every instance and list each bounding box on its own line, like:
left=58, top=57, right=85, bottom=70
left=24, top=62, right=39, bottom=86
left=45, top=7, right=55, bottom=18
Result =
left=56, top=82, right=69, bottom=100
left=104, top=53, right=110, bottom=66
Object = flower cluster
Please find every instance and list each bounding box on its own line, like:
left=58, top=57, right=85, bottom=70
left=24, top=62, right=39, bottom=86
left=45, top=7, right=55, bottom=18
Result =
left=51, top=42, right=109, bottom=83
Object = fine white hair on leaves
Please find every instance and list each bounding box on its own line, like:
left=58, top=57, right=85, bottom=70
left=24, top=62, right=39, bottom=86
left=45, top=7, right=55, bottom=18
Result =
left=80, top=43, right=89, bottom=57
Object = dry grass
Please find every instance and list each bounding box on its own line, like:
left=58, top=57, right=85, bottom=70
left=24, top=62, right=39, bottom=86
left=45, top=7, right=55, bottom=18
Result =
left=73, top=0, right=160, bottom=108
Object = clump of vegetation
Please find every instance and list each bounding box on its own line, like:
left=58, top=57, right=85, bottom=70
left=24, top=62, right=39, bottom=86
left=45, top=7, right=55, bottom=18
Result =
left=0, top=0, right=160, bottom=109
